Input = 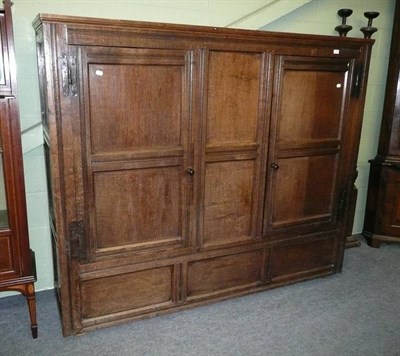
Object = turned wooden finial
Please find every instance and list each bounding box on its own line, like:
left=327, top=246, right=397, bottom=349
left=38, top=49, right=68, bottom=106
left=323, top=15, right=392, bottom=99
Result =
left=360, top=12, right=380, bottom=39
left=335, top=8, right=353, bottom=37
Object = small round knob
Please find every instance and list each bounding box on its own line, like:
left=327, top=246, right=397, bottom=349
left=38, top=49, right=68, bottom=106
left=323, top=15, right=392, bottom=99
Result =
left=270, top=163, right=279, bottom=171
left=187, top=168, right=195, bottom=176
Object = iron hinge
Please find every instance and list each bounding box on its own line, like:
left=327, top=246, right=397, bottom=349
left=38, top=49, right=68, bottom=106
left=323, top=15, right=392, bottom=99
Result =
left=68, top=220, right=85, bottom=261
left=336, top=189, right=348, bottom=222
left=61, top=53, right=78, bottom=97
left=351, top=63, right=364, bottom=98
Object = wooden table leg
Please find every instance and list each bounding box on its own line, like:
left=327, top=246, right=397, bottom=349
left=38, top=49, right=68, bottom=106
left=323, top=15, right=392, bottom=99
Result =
left=1, top=282, right=38, bottom=338
left=25, top=283, right=38, bottom=338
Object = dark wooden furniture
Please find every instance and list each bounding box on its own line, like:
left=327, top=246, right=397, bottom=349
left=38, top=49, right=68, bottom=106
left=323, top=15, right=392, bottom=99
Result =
left=0, top=0, right=37, bottom=338
left=33, top=14, right=373, bottom=336
left=363, top=2, right=400, bottom=248
left=345, top=170, right=361, bottom=248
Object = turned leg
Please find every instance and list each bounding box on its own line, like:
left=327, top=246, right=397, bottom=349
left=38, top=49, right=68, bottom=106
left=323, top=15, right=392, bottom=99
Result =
left=25, top=283, right=38, bottom=338
left=2, top=282, right=38, bottom=338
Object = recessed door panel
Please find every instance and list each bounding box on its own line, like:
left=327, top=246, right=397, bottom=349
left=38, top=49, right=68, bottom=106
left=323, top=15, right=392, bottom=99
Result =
left=203, top=160, right=254, bottom=246
left=279, top=70, right=345, bottom=143
left=89, top=64, right=183, bottom=153
left=93, top=167, right=183, bottom=251
left=270, top=235, right=336, bottom=282
left=187, top=250, right=263, bottom=299
left=81, top=265, right=173, bottom=318
left=271, top=154, right=338, bottom=227
left=206, top=51, right=261, bottom=145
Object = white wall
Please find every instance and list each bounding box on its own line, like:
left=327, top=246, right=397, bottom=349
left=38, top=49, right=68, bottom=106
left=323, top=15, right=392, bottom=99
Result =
left=5, top=0, right=395, bottom=294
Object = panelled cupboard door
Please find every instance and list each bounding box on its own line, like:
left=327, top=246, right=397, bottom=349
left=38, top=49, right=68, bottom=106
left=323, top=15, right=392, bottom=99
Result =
left=74, top=46, right=195, bottom=261
left=199, top=50, right=269, bottom=249
left=264, top=56, right=353, bottom=238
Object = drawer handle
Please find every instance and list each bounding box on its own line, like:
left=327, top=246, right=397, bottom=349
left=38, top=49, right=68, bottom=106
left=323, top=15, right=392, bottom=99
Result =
left=187, top=168, right=195, bottom=176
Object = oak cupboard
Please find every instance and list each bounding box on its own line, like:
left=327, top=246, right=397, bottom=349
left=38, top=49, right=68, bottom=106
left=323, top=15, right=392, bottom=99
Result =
left=33, top=14, right=373, bottom=336
left=0, top=0, right=37, bottom=338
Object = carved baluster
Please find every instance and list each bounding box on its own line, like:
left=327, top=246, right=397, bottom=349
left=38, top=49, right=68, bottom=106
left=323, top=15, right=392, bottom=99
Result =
left=360, top=12, right=379, bottom=39
left=335, top=8, right=353, bottom=37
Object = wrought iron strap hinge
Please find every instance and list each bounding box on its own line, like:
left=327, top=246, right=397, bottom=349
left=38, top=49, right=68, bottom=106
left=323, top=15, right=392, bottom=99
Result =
left=351, top=63, right=364, bottom=98
left=336, top=189, right=348, bottom=222
left=68, top=220, right=85, bottom=261
left=61, top=53, right=78, bottom=97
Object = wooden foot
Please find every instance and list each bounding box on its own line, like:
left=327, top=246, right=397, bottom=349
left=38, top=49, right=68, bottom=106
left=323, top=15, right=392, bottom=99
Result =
left=366, top=236, right=381, bottom=248
left=345, top=234, right=361, bottom=248
left=31, top=325, right=38, bottom=338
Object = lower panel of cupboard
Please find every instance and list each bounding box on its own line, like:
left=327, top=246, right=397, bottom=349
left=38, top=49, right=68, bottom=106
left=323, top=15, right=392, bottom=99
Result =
left=78, top=235, right=337, bottom=333
left=269, top=235, right=336, bottom=283
left=81, top=265, right=175, bottom=319
left=186, top=249, right=265, bottom=301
